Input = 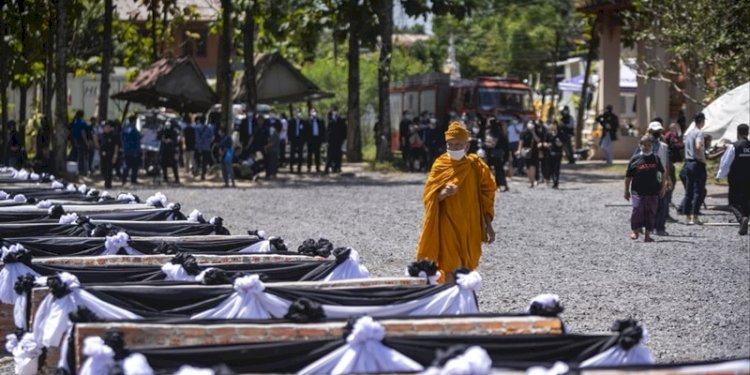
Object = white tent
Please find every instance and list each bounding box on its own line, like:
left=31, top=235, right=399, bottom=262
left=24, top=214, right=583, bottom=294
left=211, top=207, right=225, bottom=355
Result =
left=686, top=82, right=750, bottom=146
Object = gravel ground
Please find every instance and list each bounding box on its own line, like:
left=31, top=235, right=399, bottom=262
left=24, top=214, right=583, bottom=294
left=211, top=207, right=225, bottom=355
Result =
left=2, top=164, right=748, bottom=372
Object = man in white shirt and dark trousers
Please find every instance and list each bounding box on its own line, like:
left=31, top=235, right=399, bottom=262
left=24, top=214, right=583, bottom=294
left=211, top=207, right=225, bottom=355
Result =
left=716, top=123, right=750, bottom=235
left=681, top=113, right=708, bottom=225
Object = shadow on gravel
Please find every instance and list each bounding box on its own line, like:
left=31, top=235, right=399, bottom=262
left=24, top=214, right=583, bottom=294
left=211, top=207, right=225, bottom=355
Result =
left=134, top=175, right=427, bottom=191
left=655, top=239, right=697, bottom=244
left=560, top=171, right=623, bottom=183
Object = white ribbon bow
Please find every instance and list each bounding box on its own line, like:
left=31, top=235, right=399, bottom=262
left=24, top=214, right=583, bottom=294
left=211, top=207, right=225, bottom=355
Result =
left=146, top=192, right=168, bottom=207
left=58, top=212, right=79, bottom=225
left=4, top=332, right=42, bottom=375
left=79, top=336, right=115, bottom=375
left=103, top=232, right=143, bottom=255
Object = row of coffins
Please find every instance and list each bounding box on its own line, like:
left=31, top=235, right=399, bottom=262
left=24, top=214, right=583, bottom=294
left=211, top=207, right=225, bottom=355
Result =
left=1, top=167, right=748, bottom=375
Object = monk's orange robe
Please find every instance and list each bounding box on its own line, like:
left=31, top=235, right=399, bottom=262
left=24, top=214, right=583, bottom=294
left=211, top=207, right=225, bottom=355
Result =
left=416, top=153, right=496, bottom=279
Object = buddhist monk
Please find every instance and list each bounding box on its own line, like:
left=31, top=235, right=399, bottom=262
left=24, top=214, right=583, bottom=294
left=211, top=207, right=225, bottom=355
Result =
left=416, top=121, right=497, bottom=282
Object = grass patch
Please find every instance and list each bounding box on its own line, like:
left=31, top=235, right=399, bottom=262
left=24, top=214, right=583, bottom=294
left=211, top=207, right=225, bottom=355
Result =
left=362, top=142, right=406, bottom=172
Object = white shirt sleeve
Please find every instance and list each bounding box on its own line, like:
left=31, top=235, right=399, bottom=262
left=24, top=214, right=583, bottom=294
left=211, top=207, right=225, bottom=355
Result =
left=716, top=144, right=735, bottom=179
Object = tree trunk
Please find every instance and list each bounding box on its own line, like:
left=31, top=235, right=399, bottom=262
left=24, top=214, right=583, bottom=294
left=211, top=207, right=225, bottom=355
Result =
left=44, top=3, right=55, bottom=127
left=346, top=0, right=362, bottom=162
left=243, top=5, right=256, bottom=113
left=54, top=0, right=68, bottom=174
left=99, top=0, right=112, bottom=123
left=0, top=0, right=8, bottom=163
left=549, top=30, right=560, bottom=120
left=376, top=0, right=393, bottom=162
left=151, top=0, right=158, bottom=62
left=575, top=16, right=599, bottom=150
left=18, top=85, right=28, bottom=150
left=219, top=0, right=233, bottom=134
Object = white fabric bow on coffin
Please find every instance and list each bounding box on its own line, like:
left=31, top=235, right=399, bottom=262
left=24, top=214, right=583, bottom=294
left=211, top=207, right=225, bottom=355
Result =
left=0, top=191, right=8, bottom=200
left=29, top=172, right=40, bottom=180
left=13, top=194, right=27, bottom=203
left=32, top=273, right=141, bottom=347
left=174, top=366, right=215, bottom=375
left=35, top=200, right=52, bottom=209
left=122, top=353, right=155, bottom=375
left=190, top=274, right=290, bottom=319
left=0, top=245, right=40, bottom=304
left=78, top=184, right=89, bottom=194
left=527, top=361, right=570, bottom=375
left=580, top=325, right=655, bottom=367
left=239, top=238, right=274, bottom=253
left=323, top=248, right=370, bottom=281
left=146, top=192, right=168, bottom=207
left=187, top=209, right=203, bottom=223
left=161, top=262, right=194, bottom=281
left=323, top=271, right=482, bottom=318
left=439, top=346, right=493, bottom=375
left=298, top=316, right=424, bottom=375
left=103, top=232, right=143, bottom=255
left=118, top=193, right=137, bottom=203
left=58, top=212, right=78, bottom=225
left=51, top=181, right=64, bottom=190
left=79, top=336, right=115, bottom=375
left=5, top=332, right=42, bottom=375
left=13, top=169, right=29, bottom=180
left=66, top=183, right=77, bottom=192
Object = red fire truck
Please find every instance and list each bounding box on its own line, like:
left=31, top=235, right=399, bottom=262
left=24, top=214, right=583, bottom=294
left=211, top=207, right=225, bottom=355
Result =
left=389, top=72, right=535, bottom=150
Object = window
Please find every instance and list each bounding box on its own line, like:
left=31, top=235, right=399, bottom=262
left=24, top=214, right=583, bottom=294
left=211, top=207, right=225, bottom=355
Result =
left=185, top=28, right=208, bottom=57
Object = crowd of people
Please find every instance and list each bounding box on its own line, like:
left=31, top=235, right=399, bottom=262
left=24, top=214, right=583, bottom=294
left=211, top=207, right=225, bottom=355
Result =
left=625, top=113, right=750, bottom=239
left=5, top=106, right=351, bottom=188
left=400, top=107, right=578, bottom=191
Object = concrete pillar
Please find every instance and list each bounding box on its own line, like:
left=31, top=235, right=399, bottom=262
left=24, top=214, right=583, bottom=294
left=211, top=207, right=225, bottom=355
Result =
left=636, top=41, right=650, bottom=132
left=651, top=42, right=670, bottom=124
left=597, top=11, right=621, bottom=114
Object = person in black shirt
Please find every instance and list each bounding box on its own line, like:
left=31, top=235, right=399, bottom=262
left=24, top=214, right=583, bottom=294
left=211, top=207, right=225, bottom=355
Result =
left=625, top=136, right=668, bottom=242
left=159, top=119, right=181, bottom=184
left=546, top=122, right=565, bottom=189
left=486, top=119, right=509, bottom=191
left=99, top=121, right=119, bottom=189
left=518, top=122, right=541, bottom=188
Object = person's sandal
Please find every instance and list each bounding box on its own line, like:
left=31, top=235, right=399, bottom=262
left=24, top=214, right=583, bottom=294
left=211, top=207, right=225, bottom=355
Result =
left=630, top=232, right=639, bottom=240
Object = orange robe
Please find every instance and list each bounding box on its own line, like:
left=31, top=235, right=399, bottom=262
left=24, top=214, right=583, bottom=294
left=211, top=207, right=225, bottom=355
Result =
left=416, top=153, right=496, bottom=279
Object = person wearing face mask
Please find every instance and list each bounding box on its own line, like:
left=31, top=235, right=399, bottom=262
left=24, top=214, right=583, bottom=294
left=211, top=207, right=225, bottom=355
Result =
left=325, top=106, right=347, bottom=173
left=624, top=136, right=669, bottom=242
left=518, top=121, right=541, bottom=188
left=305, top=108, right=326, bottom=173
left=416, top=122, right=497, bottom=283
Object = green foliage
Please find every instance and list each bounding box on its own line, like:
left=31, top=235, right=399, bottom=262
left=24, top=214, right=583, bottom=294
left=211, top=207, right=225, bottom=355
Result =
left=621, top=0, right=750, bottom=99
left=410, top=0, right=580, bottom=79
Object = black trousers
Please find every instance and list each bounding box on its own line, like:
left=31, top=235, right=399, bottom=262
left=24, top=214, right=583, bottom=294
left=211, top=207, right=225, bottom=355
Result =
left=326, top=141, right=344, bottom=172
left=491, top=155, right=507, bottom=188
left=162, top=156, right=180, bottom=183
left=290, top=141, right=305, bottom=172
left=681, top=160, right=707, bottom=215
left=101, top=154, right=113, bottom=188
left=122, top=154, right=140, bottom=184
left=562, top=129, right=575, bottom=163
left=195, top=150, right=211, bottom=179
left=728, top=178, right=750, bottom=221
left=307, top=140, right=321, bottom=171
left=549, top=154, right=562, bottom=187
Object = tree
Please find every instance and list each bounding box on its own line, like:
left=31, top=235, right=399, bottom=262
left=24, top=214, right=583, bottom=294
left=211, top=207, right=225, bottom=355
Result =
left=216, top=0, right=233, bottom=134
left=375, top=0, right=394, bottom=161
left=54, top=0, right=67, bottom=174
left=621, top=0, right=750, bottom=102
left=242, top=2, right=257, bottom=116
left=0, top=0, right=8, bottom=163
left=99, top=0, right=113, bottom=123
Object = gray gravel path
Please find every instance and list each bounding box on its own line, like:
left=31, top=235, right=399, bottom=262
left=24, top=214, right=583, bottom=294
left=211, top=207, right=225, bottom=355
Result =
left=3, top=165, right=746, bottom=373
left=123, top=165, right=749, bottom=363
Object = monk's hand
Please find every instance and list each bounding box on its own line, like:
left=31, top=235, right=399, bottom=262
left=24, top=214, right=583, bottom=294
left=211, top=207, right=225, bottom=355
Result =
left=485, top=223, right=496, bottom=244
left=439, top=184, right=458, bottom=201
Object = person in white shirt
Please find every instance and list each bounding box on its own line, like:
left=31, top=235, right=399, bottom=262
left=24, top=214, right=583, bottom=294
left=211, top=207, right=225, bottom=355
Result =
left=506, top=115, right=524, bottom=177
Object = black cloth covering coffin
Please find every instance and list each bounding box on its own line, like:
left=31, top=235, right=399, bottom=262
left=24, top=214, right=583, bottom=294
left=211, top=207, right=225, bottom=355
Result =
left=0, top=207, right=183, bottom=223
left=1, top=236, right=261, bottom=257
left=131, top=334, right=615, bottom=373
left=18, top=260, right=334, bottom=284
left=64, top=283, right=452, bottom=319
left=0, top=220, right=227, bottom=238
